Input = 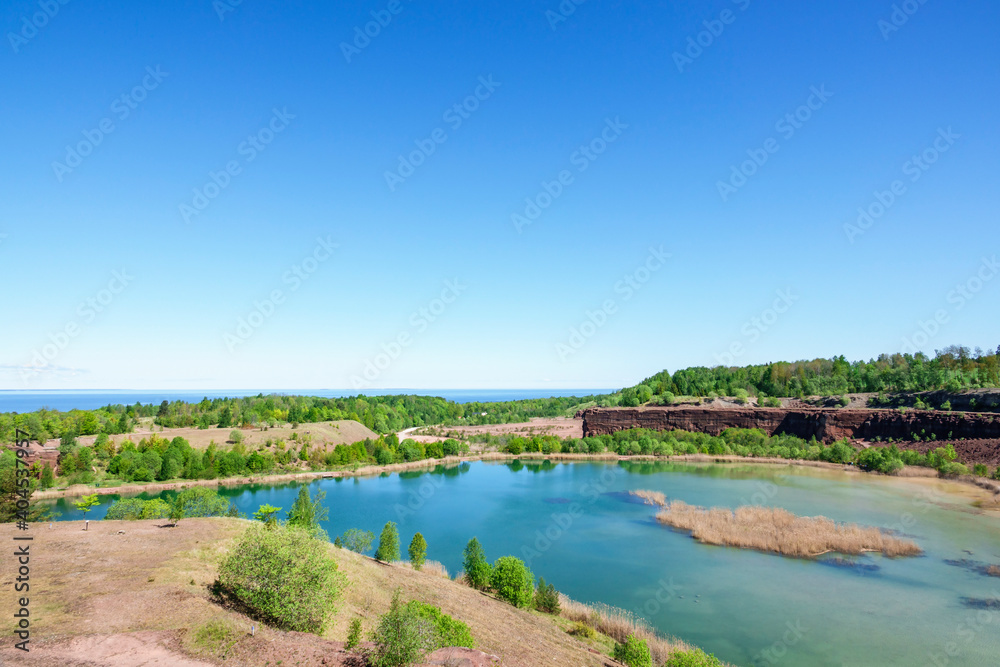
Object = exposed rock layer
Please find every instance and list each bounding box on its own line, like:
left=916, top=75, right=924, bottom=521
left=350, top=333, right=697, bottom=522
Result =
left=581, top=407, right=1000, bottom=444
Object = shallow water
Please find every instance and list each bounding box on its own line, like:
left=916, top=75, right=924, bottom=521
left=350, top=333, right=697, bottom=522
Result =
left=48, top=461, right=1000, bottom=666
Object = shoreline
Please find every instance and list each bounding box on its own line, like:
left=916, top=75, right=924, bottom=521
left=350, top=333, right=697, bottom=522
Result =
left=34, top=451, right=1000, bottom=508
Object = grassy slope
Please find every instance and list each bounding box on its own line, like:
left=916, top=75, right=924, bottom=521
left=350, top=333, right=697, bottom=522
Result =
left=0, top=518, right=618, bottom=667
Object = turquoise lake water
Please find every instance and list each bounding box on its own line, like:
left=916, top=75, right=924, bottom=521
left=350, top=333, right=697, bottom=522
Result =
left=47, top=461, right=1000, bottom=666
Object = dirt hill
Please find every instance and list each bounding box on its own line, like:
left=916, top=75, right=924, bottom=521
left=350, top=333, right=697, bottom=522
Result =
left=0, top=519, right=620, bottom=667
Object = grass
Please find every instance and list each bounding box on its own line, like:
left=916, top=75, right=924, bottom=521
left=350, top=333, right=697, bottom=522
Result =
left=636, top=493, right=922, bottom=558
left=189, top=618, right=243, bottom=658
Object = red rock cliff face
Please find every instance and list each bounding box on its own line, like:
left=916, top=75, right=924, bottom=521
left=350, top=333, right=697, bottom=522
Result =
left=581, top=407, right=1000, bottom=444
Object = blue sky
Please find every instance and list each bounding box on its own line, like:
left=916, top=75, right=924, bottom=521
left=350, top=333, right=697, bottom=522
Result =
left=1, top=0, right=997, bottom=391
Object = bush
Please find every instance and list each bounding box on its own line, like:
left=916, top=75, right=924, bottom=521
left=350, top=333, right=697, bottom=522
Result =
left=286, top=486, right=329, bottom=538
left=404, top=600, right=474, bottom=649
left=375, top=521, right=401, bottom=562
left=941, top=400, right=952, bottom=411
left=662, top=648, right=725, bottom=666
left=104, top=497, right=172, bottom=520
left=175, top=487, right=236, bottom=518
left=345, top=617, right=363, bottom=651
left=974, top=463, right=989, bottom=477
left=463, top=538, right=492, bottom=591
left=228, top=430, right=243, bottom=444
left=613, top=634, right=652, bottom=667
left=408, top=532, right=427, bottom=570
left=568, top=622, right=595, bottom=639
left=533, top=577, right=560, bottom=614
left=490, top=556, right=534, bottom=608
left=370, top=590, right=435, bottom=667
left=339, top=528, right=375, bottom=554
left=993, top=466, right=1000, bottom=481
left=216, top=523, right=343, bottom=633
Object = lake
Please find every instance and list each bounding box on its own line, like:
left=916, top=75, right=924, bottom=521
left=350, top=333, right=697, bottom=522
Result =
left=47, top=461, right=1000, bottom=666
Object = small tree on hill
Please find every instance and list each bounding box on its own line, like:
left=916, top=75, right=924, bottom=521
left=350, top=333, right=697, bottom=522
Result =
left=614, top=634, right=653, bottom=667
left=375, top=521, right=400, bottom=562
left=253, top=503, right=282, bottom=526
left=408, top=532, right=427, bottom=570
left=287, top=486, right=329, bottom=538
left=490, top=556, right=534, bottom=608
left=74, top=494, right=100, bottom=516
left=462, top=537, right=491, bottom=591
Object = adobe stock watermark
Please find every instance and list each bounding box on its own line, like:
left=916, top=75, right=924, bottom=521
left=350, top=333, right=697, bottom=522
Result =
left=341, top=0, right=415, bottom=64
left=7, top=0, right=71, bottom=54
left=51, top=66, right=169, bottom=183
left=384, top=76, right=501, bottom=192
left=843, top=127, right=958, bottom=243
left=879, top=0, right=932, bottom=41
left=899, top=255, right=997, bottom=354
left=180, top=107, right=295, bottom=223
left=714, top=289, right=798, bottom=367
left=556, top=246, right=670, bottom=361
left=213, top=0, right=245, bottom=22
left=673, top=0, right=752, bottom=73
left=224, top=236, right=337, bottom=352
left=18, top=269, right=133, bottom=382
left=520, top=465, right=623, bottom=567
left=751, top=620, right=809, bottom=666
left=630, top=577, right=683, bottom=620
left=511, top=117, right=628, bottom=233
left=924, top=588, right=1000, bottom=667
left=717, top=85, right=833, bottom=202
left=350, top=279, right=467, bottom=388
left=545, top=0, right=589, bottom=31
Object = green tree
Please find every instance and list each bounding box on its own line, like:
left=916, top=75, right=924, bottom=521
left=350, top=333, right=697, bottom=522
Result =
left=370, top=589, right=435, bottom=667
left=345, top=617, right=363, bottom=651
left=613, top=634, right=653, bottom=667
left=338, top=528, right=375, bottom=554
left=489, top=556, right=534, bottom=608
left=169, top=496, right=186, bottom=526
left=533, top=577, right=560, bottom=614
left=217, top=523, right=344, bottom=633
left=73, top=493, right=100, bottom=516
left=462, top=537, right=491, bottom=591
left=253, top=503, right=282, bottom=526
left=408, top=532, right=427, bottom=570
left=286, top=486, right=329, bottom=538
left=375, top=521, right=401, bottom=562
left=39, top=463, right=55, bottom=489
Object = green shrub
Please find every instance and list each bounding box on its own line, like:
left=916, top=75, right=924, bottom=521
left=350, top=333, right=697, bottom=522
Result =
left=974, top=463, right=989, bottom=477
left=613, top=634, right=652, bottom=667
left=993, top=466, right=1000, bottom=481
left=375, top=521, right=401, bottom=562
left=663, top=648, right=725, bottom=666
left=568, top=622, right=595, bottom=639
left=175, top=487, right=236, bottom=518
left=217, top=523, right=343, bottom=633
left=839, top=395, right=851, bottom=407
left=941, top=400, right=952, bottom=411
left=408, top=532, right=427, bottom=570
left=370, top=590, right=435, bottom=667
left=533, top=577, right=560, bottom=614
left=338, top=528, right=375, bottom=554
left=490, top=556, right=534, bottom=608
left=104, top=497, right=172, bottom=520
left=345, top=617, right=363, bottom=651
left=404, top=600, right=474, bottom=649
left=286, top=486, right=329, bottom=538
left=463, top=538, right=492, bottom=591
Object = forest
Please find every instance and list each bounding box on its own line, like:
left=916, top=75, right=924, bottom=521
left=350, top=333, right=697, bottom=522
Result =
left=619, top=346, right=1000, bottom=406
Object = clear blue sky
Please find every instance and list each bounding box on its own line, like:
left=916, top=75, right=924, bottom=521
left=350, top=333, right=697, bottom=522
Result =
left=1, top=0, right=997, bottom=391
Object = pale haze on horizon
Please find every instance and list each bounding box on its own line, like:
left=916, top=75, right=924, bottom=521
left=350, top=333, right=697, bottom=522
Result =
left=1, top=1, right=997, bottom=391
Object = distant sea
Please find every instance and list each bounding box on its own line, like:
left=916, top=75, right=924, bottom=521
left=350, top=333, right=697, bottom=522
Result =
left=0, top=389, right=613, bottom=414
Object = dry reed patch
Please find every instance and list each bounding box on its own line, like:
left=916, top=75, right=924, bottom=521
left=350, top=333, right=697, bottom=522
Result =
left=558, top=594, right=701, bottom=665
left=631, top=490, right=667, bottom=507
left=987, top=565, right=1000, bottom=577
left=652, top=501, right=922, bottom=558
